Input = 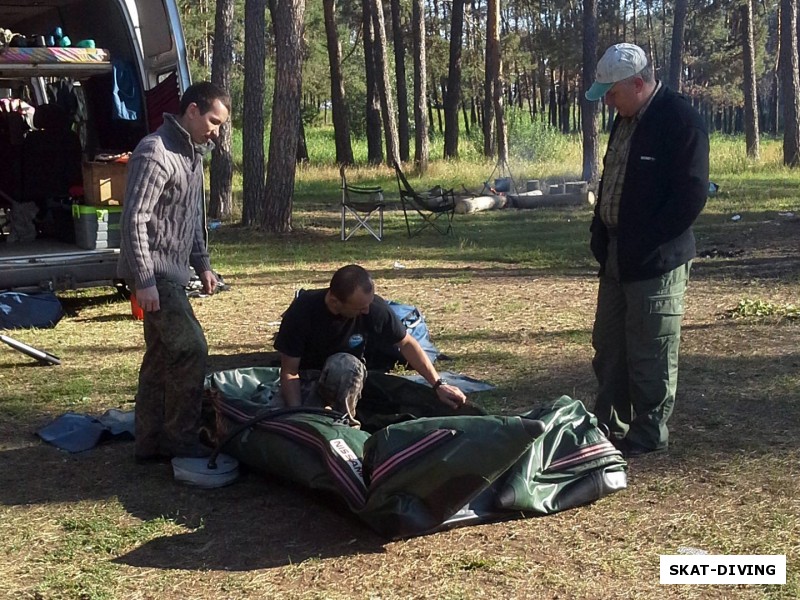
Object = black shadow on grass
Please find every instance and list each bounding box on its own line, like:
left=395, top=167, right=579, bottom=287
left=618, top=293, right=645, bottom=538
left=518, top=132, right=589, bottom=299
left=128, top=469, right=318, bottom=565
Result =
left=0, top=441, right=386, bottom=570
left=691, top=254, right=800, bottom=283
left=57, top=291, right=126, bottom=316
left=70, top=314, right=135, bottom=323
left=113, top=473, right=388, bottom=570
left=211, top=265, right=596, bottom=292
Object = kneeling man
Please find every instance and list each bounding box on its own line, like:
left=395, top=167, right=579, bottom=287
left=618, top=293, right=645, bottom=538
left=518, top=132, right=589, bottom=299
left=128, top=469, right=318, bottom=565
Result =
left=274, top=264, right=466, bottom=426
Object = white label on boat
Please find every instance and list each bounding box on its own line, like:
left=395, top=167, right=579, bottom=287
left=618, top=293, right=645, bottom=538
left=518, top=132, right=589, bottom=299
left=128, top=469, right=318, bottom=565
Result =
left=329, top=438, right=365, bottom=485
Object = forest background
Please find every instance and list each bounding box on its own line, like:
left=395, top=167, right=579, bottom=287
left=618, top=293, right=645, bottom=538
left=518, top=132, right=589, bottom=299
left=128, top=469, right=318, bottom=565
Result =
left=173, top=0, right=800, bottom=231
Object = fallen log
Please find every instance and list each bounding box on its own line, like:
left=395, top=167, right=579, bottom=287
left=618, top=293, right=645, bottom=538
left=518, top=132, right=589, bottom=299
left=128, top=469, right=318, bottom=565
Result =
left=510, top=190, right=595, bottom=208
left=455, top=195, right=508, bottom=214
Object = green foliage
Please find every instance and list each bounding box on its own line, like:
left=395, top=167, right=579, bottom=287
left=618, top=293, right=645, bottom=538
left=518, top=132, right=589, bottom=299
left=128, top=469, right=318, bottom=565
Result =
left=180, top=0, right=781, bottom=144
left=727, top=299, right=800, bottom=319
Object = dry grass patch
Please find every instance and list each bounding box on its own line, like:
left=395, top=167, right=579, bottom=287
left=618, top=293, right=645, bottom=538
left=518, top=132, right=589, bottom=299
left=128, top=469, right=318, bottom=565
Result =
left=1, top=203, right=798, bottom=599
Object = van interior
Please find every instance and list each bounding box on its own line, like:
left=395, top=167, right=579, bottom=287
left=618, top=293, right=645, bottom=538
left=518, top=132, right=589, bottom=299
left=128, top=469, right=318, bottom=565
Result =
left=0, top=0, right=185, bottom=291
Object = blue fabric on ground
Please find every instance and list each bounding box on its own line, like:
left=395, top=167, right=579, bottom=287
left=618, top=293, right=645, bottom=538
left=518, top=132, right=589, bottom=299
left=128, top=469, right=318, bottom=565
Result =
left=37, top=409, right=135, bottom=452
left=0, top=291, right=63, bottom=329
left=399, top=371, right=495, bottom=394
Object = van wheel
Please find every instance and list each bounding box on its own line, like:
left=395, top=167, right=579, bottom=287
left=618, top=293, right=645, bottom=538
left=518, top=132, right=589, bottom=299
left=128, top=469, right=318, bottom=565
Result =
left=114, top=280, right=132, bottom=300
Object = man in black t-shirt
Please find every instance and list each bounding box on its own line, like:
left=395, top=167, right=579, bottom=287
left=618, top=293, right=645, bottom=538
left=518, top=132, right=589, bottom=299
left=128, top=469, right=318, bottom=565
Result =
left=274, top=264, right=466, bottom=426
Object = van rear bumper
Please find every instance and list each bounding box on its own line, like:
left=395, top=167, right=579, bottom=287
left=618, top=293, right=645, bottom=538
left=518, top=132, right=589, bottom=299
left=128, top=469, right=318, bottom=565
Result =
left=0, top=247, right=120, bottom=292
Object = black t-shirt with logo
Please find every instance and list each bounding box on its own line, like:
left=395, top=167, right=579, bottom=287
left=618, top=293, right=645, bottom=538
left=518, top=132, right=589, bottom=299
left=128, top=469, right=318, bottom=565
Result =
left=274, top=289, right=407, bottom=370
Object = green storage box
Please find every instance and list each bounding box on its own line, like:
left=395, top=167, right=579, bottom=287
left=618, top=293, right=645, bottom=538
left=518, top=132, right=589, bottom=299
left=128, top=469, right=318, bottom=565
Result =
left=72, top=205, right=122, bottom=249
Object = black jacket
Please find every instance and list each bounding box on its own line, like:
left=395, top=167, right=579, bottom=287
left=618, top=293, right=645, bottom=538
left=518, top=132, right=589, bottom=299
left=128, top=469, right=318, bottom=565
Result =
left=590, top=85, right=709, bottom=281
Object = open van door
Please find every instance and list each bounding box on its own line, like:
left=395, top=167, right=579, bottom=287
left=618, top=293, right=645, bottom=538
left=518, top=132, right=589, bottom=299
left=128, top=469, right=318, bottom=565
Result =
left=129, top=0, right=191, bottom=93
left=0, top=0, right=191, bottom=292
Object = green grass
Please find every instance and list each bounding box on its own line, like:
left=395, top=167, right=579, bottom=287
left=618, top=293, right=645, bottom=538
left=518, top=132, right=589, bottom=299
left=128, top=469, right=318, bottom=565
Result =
left=1, top=131, right=798, bottom=599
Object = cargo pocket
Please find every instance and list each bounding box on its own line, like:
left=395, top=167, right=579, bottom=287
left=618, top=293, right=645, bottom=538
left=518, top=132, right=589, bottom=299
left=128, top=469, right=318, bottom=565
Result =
left=644, top=293, right=685, bottom=339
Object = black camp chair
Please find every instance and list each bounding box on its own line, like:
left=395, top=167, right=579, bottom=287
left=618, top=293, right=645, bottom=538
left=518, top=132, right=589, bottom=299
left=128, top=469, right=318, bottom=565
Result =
left=393, top=160, right=456, bottom=238
left=339, top=164, right=385, bottom=241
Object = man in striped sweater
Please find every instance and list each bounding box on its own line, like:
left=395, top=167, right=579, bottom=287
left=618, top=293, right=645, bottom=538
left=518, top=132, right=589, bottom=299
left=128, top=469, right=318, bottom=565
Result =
left=118, top=81, right=230, bottom=463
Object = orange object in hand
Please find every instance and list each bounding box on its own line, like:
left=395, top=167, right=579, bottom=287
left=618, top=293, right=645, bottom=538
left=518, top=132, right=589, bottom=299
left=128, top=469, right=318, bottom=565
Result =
left=130, top=294, right=144, bottom=320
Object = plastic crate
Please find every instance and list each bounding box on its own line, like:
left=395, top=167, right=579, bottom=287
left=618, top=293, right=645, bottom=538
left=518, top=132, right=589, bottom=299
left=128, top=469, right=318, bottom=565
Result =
left=72, top=205, right=122, bottom=249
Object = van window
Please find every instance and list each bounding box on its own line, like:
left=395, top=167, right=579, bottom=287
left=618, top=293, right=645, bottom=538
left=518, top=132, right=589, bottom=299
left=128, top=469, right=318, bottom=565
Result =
left=135, top=0, right=175, bottom=59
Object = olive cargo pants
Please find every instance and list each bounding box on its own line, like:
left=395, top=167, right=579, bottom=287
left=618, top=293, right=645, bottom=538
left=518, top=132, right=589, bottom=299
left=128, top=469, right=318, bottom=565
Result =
left=135, top=278, right=208, bottom=457
left=591, top=262, right=691, bottom=451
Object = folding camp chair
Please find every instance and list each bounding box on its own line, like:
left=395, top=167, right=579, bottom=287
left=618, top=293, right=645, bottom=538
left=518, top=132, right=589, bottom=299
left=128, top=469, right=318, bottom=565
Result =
left=393, top=160, right=456, bottom=238
left=340, top=164, right=385, bottom=241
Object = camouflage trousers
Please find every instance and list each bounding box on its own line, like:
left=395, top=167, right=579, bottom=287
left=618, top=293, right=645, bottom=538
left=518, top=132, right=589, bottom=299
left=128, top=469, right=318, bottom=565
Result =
left=135, top=277, right=208, bottom=457
left=273, top=353, right=367, bottom=427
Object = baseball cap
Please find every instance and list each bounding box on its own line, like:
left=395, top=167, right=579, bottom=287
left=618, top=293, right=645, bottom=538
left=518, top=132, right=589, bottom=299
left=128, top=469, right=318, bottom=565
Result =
left=585, top=43, right=648, bottom=101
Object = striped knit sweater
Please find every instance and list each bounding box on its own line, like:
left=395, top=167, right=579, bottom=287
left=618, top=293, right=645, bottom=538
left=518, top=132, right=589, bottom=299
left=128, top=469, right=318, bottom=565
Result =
left=117, top=114, right=213, bottom=289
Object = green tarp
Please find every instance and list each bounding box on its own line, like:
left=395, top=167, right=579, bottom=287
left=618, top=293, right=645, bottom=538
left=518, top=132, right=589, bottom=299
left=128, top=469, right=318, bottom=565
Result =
left=203, top=368, right=627, bottom=539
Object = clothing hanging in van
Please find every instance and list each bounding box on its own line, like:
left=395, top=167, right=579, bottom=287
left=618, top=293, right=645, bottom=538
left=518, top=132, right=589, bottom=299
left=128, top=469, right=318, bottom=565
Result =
left=112, top=60, right=142, bottom=121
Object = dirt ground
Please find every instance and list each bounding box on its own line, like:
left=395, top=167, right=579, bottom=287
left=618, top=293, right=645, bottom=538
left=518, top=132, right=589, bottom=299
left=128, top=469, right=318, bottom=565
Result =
left=0, top=209, right=798, bottom=599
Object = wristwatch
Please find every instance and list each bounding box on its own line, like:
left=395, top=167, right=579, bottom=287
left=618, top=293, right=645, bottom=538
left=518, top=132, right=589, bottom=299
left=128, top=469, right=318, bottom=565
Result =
left=432, top=378, right=447, bottom=391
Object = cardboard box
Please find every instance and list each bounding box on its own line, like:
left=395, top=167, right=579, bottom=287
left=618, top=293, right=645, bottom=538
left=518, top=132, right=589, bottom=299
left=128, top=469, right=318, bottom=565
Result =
left=82, top=161, right=128, bottom=205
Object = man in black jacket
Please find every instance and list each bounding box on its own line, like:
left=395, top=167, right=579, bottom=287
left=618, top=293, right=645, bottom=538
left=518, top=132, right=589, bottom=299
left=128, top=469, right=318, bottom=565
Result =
left=584, top=43, right=709, bottom=457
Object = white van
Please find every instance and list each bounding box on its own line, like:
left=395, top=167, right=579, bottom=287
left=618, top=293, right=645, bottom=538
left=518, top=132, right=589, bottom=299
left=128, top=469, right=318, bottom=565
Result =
left=0, top=0, right=191, bottom=293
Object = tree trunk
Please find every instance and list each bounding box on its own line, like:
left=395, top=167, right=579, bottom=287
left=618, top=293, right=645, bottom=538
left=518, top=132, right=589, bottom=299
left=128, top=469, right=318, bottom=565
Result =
left=370, top=0, right=399, bottom=167
left=444, top=0, right=465, bottom=159
left=669, top=0, right=688, bottom=90
left=742, top=0, right=760, bottom=160
left=645, top=0, right=657, bottom=69
left=581, top=0, right=599, bottom=183
left=390, top=0, right=410, bottom=162
left=323, top=0, right=354, bottom=165
left=297, top=118, right=309, bottom=163
left=262, top=0, right=306, bottom=232
left=483, top=0, right=499, bottom=158
left=209, top=0, right=234, bottom=220
left=490, top=0, right=507, bottom=162
left=780, top=0, right=800, bottom=166
left=363, top=0, right=383, bottom=165
left=412, top=0, right=429, bottom=172
left=241, top=0, right=267, bottom=227
left=559, top=69, right=569, bottom=134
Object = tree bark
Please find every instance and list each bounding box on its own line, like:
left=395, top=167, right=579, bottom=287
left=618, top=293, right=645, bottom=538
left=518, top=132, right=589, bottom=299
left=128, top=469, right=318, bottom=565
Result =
left=262, top=0, right=306, bottom=232
left=444, top=0, right=465, bottom=159
left=742, top=0, right=760, bottom=160
left=412, top=0, right=429, bottom=172
left=390, top=0, right=410, bottom=162
left=581, top=0, right=600, bottom=183
left=483, top=0, right=499, bottom=158
left=669, top=0, right=688, bottom=91
left=491, top=0, right=507, bottom=162
left=370, top=0, right=400, bottom=167
left=241, top=0, right=267, bottom=227
left=363, top=0, right=383, bottom=165
left=209, top=0, right=234, bottom=220
left=323, top=0, right=354, bottom=165
left=780, top=0, right=800, bottom=166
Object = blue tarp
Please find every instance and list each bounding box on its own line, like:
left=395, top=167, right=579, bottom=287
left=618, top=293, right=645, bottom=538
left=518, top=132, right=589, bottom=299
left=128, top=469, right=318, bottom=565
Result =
left=37, top=409, right=135, bottom=452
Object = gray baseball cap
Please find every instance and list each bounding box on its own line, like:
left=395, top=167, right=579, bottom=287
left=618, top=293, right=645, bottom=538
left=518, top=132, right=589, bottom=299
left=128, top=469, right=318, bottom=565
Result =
left=585, top=43, right=648, bottom=101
